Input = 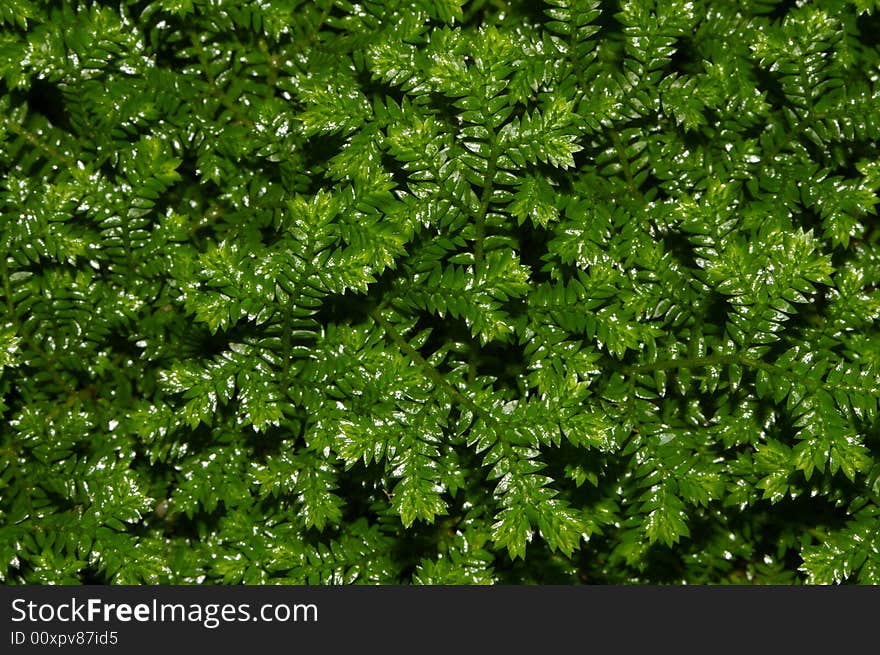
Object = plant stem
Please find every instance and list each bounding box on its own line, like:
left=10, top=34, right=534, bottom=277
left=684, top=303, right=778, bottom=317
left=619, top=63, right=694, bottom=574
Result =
left=369, top=307, right=491, bottom=423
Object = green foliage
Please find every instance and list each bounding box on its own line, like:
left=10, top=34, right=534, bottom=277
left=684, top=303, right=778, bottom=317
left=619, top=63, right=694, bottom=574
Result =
left=1, top=0, right=879, bottom=585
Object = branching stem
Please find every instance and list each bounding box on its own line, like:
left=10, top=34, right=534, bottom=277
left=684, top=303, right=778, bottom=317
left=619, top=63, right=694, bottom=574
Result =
left=369, top=307, right=492, bottom=424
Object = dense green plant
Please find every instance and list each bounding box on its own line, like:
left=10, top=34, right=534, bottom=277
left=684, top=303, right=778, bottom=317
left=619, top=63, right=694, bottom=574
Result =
left=1, top=0, right=879, bottom=585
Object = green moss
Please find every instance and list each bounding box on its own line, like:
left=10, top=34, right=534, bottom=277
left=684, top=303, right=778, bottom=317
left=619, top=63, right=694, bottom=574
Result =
left=1, top=0, right=879, bottom=584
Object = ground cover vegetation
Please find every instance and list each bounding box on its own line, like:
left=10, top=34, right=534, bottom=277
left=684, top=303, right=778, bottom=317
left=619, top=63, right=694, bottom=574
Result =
left=1, top=0, right=879, bottom=583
